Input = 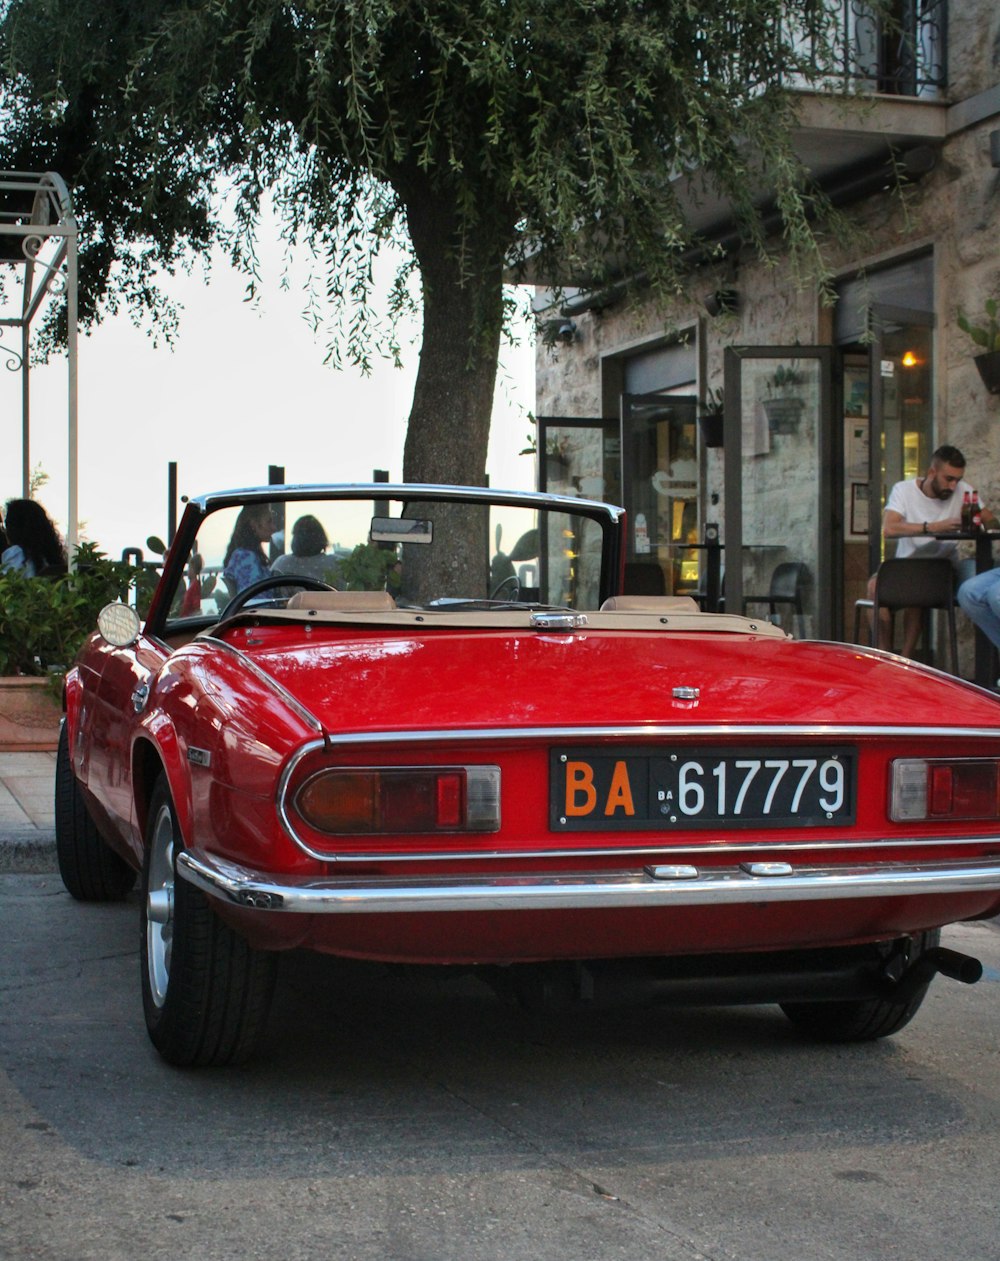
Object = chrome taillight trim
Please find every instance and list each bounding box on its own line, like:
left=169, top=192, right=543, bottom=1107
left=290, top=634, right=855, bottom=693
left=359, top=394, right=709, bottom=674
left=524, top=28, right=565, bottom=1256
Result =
left=277, top=727, right=1000, bottom=863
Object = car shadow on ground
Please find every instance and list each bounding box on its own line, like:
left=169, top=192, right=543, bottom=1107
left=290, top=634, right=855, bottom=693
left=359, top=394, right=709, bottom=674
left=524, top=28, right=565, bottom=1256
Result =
left=0, top=880, right=977, bottom=1182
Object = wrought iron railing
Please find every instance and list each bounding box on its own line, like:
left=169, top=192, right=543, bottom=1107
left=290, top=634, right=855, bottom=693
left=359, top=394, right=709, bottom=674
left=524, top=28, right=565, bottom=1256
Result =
left=786, top=0, right=948, bottom=99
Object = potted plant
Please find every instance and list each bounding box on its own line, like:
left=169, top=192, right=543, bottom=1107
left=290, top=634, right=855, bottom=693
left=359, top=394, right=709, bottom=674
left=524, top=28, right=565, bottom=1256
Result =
left=0, top=543, right=157, bottom=749
left=957, top=298, right=1000, bottom=395
left=698, top=386, right=725, bottom=448
left=762, top=365, right=805, bottom=434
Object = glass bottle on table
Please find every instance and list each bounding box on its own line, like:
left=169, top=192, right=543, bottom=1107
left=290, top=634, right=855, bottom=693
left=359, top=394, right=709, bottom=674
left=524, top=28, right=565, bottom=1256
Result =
left=962, top=490, right=973, bottom=531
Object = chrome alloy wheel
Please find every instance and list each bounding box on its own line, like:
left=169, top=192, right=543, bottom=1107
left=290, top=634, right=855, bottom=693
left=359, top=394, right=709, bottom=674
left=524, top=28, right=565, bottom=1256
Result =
left=145, top=800, right=176, bottom=1008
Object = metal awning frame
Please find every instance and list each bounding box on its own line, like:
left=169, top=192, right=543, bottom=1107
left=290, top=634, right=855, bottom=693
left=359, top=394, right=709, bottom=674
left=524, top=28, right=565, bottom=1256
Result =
left=0, top=170, right=79, bottom=556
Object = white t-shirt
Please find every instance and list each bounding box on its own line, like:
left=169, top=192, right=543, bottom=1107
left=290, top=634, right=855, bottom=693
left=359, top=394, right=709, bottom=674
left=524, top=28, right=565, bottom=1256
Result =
left=885, top=476, right=976, bottom=560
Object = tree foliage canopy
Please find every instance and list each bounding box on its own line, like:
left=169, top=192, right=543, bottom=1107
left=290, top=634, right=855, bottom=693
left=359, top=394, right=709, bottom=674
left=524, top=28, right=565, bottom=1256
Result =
left=1, top=0, right=855, bottom=486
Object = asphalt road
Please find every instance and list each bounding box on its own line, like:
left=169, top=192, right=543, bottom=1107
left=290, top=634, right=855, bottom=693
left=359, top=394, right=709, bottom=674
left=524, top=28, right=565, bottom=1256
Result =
left=2, top=874, right=1000, bottom=1261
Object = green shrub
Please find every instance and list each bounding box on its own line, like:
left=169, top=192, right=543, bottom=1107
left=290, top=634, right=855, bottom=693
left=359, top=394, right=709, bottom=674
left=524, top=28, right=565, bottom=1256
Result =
left=0, top=542, right=157, bottom=677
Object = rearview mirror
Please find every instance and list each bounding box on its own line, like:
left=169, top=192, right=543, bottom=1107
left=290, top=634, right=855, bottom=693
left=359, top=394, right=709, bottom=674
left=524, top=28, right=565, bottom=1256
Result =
left=370, top=517, right=433, bottom=545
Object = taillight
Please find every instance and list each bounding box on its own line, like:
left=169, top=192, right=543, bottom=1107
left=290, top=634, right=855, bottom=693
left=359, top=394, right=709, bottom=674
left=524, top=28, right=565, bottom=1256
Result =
left=890, top=758, right=1000, bottom=821
left=293, top=766, right=500, bottom=834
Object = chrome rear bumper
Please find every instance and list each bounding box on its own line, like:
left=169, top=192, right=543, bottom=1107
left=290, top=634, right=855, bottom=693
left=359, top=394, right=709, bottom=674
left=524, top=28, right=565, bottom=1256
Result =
left=177, top=850, right=1000, bottom=915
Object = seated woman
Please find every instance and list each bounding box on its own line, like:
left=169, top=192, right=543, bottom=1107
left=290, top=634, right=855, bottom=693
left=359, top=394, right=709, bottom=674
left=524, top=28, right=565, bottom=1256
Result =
left=272, top=514, right=341, bottom=586
left=1, top=498, right=68, bottom=577
left=222, top=503, right=275, bottom=594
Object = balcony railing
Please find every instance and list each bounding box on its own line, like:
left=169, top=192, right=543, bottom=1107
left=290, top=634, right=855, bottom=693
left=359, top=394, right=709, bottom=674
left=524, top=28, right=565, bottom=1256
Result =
left=787, top=0, right=947, bottom=100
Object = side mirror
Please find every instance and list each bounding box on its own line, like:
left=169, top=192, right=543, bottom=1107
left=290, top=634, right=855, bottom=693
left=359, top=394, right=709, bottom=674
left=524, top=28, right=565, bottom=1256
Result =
left=97, top=602, right=141, bottom=648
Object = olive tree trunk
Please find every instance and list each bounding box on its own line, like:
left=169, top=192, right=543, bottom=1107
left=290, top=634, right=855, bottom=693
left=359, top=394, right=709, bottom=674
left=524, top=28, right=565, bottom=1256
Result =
left=397, top=176, right=515, bottom=600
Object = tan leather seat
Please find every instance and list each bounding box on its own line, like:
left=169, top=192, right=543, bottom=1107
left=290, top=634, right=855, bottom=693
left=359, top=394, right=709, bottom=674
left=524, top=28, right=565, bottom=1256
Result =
left=599, top=595, right=700, bottom=612
left=285, top=590, right=396, bottom=612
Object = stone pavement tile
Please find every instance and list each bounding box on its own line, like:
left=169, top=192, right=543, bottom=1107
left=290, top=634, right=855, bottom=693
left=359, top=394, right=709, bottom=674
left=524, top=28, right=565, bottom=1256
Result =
left=3, top=776, right=55, bottom=825
left=0, top=751, right=56, bottom=872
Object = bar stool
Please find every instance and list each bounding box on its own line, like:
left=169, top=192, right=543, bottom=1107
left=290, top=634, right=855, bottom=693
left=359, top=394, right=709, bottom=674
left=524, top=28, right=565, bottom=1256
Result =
left=853, top=597, right=874, bottom=644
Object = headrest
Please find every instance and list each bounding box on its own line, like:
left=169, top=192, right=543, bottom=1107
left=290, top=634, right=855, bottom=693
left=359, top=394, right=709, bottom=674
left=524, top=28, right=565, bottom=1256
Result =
left=599, top=595, right=700, bottom=612
left=285, top=590, right=396, bottom=612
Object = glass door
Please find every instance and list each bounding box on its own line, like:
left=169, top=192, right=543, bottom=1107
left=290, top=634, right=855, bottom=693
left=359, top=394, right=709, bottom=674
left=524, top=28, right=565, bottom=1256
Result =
left=536, top=416, right=621, bottom=503
left=620, top=393, right=700, bottom=597
left=867, top=305, right=935, bottom=577
left=723, top=346, right=835, bottom=637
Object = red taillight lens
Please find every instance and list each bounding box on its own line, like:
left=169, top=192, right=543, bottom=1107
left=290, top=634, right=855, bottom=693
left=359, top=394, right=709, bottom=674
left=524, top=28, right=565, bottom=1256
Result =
left=294, top=766, right=500, bottom=835
left=891, top=758, right=1000, bottom=821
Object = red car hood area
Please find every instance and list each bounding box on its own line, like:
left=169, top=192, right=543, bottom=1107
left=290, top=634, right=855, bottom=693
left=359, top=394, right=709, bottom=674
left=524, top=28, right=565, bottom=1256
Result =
left=236, top=625, right=1000, bottom=735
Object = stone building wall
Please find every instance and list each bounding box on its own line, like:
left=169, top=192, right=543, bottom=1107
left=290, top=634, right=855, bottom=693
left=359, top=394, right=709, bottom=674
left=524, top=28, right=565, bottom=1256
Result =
left=533, top=4, right=1000, bottom=663
left=536, top=5, right=1000, bottom=501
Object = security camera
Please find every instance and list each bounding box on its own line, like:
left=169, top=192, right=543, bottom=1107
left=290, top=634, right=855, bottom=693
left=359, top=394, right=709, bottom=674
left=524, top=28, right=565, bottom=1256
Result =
left=704, top=289, right=740, bottom=318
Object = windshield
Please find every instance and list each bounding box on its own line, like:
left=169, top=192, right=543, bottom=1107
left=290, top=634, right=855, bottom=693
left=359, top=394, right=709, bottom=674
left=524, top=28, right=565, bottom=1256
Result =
left=164, top=493, right=611, bottom=624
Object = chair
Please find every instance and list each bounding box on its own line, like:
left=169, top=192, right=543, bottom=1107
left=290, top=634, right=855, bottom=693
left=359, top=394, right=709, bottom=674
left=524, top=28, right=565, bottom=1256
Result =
left=742, top=562, right=811, bottom=635
left=871, top=557, right=958, bottom=674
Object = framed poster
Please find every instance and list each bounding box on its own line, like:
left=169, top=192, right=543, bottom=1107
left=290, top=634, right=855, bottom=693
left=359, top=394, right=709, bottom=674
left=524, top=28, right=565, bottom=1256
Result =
left=850, top=482, right=870, bottom=537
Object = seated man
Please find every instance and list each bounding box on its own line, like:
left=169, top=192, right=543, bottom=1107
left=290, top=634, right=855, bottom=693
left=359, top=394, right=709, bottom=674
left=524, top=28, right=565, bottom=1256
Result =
left=869, top=445, right=995, bottom=657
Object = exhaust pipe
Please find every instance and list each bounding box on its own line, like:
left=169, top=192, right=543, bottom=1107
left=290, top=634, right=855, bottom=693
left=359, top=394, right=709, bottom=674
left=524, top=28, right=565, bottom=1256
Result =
left=888, top=947, right=983, bottom=1005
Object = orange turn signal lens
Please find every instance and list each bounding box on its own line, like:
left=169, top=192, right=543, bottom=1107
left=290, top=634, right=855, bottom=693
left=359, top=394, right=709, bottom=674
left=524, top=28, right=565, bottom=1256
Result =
left=294, top=766, right=500, bottom=835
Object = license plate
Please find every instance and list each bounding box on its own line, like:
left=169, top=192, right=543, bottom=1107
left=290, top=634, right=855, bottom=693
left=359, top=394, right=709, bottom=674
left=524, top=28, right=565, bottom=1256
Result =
left=551, top=746, right=855, bottom=830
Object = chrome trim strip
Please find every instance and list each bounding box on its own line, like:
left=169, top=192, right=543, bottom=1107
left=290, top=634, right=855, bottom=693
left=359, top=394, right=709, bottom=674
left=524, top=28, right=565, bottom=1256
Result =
left=313, top=722, right=1000, bottom=746
left=193, top=482, right=625, bottom=527
left=198, top=637, right=324, bottom=735
left=281, top=832, right=1000, bottom=866
left=177, top=852, right=1000, bottom=916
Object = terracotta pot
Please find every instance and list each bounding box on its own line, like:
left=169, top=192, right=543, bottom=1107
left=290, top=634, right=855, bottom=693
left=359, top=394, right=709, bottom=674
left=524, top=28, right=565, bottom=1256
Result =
left=0, top=677, right=61, bottom=752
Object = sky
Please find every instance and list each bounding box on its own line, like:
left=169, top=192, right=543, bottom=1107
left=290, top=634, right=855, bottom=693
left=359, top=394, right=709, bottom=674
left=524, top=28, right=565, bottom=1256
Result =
left=1, top=216, right=537, bottom=560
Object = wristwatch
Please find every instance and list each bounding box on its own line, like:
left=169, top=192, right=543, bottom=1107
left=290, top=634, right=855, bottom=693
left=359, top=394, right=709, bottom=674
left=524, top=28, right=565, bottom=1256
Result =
left=922, top=521, right=928, bottom=534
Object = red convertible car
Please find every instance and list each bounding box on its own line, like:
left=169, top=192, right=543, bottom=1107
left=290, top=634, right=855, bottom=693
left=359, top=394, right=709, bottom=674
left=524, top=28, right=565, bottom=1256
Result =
left=56, top=484, right=1000, bottom=1065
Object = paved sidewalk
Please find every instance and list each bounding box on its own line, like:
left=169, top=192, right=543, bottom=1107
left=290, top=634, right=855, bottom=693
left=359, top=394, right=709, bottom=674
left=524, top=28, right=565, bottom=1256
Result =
left=0, top=750, right=56, bottom=872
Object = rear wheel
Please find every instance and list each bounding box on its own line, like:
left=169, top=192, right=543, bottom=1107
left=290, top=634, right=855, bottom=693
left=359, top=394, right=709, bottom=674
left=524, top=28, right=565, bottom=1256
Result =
left=780, top=931, right=941, bottom=1042
left=55, top=722, right=136, bottom=901
left=140, top=776, right=277, bottom=1067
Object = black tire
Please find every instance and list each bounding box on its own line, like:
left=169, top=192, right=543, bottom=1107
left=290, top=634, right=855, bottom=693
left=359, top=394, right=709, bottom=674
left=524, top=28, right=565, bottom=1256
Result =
left=55, top=722, right=136, bottom=901
left=780, top=930, right=941, bottom=1042
left=140, top=775, right=277, bottom=1067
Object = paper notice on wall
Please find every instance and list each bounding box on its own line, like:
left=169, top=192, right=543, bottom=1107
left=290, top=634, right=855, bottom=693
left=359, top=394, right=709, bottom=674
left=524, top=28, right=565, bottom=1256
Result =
left=846, top=418, right=869, bottom=479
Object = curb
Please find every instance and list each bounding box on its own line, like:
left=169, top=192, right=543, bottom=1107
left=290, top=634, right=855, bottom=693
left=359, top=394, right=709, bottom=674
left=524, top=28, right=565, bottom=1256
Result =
left=0, top=830, right=57, bottom=874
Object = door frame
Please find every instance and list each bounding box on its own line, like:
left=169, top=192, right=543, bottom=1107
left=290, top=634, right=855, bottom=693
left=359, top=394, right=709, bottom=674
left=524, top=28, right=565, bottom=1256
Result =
left=866, top=304, right=936, bottom=579
left=723, top=345, right=836, bottom=636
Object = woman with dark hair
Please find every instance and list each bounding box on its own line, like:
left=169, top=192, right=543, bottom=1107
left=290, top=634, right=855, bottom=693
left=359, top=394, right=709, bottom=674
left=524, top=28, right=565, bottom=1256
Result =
left=222, top=503, right=274, bottom=593
left=1, top=498, right=68, bottom=576
left=272, top=513, right=340, bottom=585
